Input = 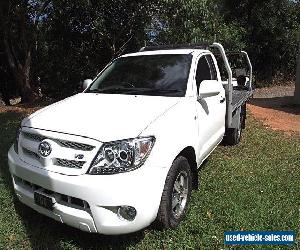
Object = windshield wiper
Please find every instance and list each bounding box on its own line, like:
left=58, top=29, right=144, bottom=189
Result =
left=88, top=86, right=184, bottom=95
left=132, top=88, right=183, bottom=94
left=88, top=86, right=135, bottom=94
left=153, top=89, right=183, bottom=93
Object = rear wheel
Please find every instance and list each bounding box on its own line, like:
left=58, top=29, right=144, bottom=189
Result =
left=241, top=104, right=246, bottom=129
left=157, top=156, right=192, bottom=229
left=224, top=105, right=245, bottom=145
left=225, top=126, right=241, bottom=146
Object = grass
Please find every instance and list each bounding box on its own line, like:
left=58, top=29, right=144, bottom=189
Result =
left=0, top=107, right=299, bottom=250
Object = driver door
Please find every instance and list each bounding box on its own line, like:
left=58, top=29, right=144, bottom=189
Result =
left=195, top=54, right=226, bottom=160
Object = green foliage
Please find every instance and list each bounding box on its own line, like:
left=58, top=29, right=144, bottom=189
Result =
left=150, top=0, right=300, bottom=85
left=33, top=0, right=158, bottom=98
left=222, top=0, right=300, bottom=85
left=1, top=0, right=300, bottom=101
left=149, top=0, right=246, bottom=51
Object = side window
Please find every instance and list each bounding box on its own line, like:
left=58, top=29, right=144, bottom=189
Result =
left=196, top=56, right=211, bottom=92
left=206, top=55, right=218, bottom=80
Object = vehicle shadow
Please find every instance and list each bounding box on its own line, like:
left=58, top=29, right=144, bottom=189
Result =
left=198, top=158, right=209, bottom=171
left=249, top=96, right=300, bottom=115
left=0, top=110, right=147, bottom=250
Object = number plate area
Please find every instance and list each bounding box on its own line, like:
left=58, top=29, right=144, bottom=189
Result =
left=34, top=191, right=55, bottom=210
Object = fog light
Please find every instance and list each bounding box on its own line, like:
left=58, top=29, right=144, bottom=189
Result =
left=117, top=206, right=136, bottom=221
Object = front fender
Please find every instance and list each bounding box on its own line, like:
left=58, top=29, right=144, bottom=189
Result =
left=140, top=97, right=199, bottom=170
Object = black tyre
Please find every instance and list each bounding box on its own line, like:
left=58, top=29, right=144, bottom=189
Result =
left=225, top=127, right=241, bottom=146
left=224, top=107, right=244, bottom=146
left=157, top=156, right=192, bottom=229
left=241, top=104, right=246, bottom=129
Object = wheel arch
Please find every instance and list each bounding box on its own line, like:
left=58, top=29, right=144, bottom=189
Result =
left=177, top=146, right=198, bottom=190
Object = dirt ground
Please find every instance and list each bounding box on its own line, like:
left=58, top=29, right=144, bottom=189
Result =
left=248, top=84, right=300, bottom=135
left=0, top=103, right=44, bottom=115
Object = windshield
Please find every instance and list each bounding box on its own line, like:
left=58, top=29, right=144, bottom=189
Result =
left=87, top=54, right=192, bottom=97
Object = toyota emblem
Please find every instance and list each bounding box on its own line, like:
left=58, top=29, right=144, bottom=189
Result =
left=38, top=141, right=52, bottom=157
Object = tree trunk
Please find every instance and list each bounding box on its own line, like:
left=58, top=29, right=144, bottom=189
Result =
left=0, top=0, right=51, bottom=103
left=3, top=38, right=37, bottom=103
left=295, top=41, right=300, bottom=104
left=15, top=66, right=37, bottom=103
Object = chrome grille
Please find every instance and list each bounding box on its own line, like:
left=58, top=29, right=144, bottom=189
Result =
left=55, top=158, right=86, bottom=169
left=23, top=132, right=46, bottom=142
left=22, top=132, right=95, bottom=151
left=55, top=140, right=95, bottom=151
left=23, top=148, right=40, bottom=159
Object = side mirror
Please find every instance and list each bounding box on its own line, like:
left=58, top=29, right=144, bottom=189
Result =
left=82, top=79, right=93, bottom=90
left=198, top=80, right=220, bottom=100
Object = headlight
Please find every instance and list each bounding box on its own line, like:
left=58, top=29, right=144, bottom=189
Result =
left=88, top=136, right=155, bottom=175
left=13, top=127, right=21, bottom=154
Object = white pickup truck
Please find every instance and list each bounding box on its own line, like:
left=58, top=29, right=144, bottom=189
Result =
left=8, top=43, right=253, bottom=235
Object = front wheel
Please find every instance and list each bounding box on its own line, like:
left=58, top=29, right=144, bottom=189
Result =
left=157, top=156, right=192, bottom=229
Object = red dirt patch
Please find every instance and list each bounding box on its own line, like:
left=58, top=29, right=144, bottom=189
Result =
left=248, top=104, right=300, bottom=134
left=248, top=84, right=300, bottom=135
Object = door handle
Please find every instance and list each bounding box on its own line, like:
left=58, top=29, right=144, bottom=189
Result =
left=220, top=97, right=226, bottom=103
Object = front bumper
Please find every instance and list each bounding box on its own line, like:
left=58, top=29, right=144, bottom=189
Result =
left=8, top=146, right=168, bottom=235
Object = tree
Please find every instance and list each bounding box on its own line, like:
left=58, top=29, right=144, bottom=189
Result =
left=221, top=0, right=300, bottom=84
left=1, top=0, right=299, bottom=103
left=0, top=0, right=51, bottom=103
left=148, top=0, right=246, bottom=53
left=35, top=0, right=158, bottom=99
left=295, top=32, right=300, bottom=104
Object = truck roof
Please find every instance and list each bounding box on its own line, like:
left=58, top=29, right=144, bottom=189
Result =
left=122, top=43, right=214, bottom=57
left=122, top=49, right=210, bottom=58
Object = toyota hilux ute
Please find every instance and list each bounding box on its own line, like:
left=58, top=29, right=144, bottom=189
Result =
left=8, top=43, right=253, bottom=235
